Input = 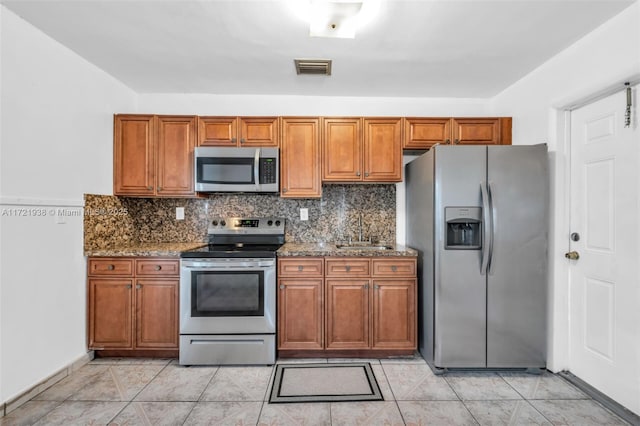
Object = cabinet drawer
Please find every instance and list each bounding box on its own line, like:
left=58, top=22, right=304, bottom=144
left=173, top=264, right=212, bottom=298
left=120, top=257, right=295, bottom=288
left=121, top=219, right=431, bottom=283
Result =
left=371, top=259, right=416, bottom=277
left=278, top=258, right=324, bottom=277
left=325, top=258, right=370, bottom=277
left=88, top=258, right=134, bottom=276
left=136, top=259, right=179, bottom=276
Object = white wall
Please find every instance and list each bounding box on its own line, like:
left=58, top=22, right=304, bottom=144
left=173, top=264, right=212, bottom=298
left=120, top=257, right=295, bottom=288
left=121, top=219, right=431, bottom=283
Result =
left=0, top=6, right=136, bottom=404
left=488, top=2, right=640, bottom=372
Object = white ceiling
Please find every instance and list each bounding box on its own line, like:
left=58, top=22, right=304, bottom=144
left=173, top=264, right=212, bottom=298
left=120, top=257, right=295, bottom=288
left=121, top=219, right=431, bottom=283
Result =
left=2, top=0, right=635, bottom=98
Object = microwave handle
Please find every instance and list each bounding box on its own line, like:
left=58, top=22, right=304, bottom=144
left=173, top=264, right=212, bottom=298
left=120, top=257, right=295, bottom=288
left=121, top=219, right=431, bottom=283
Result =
left=254, top=148, right=260, bottom=191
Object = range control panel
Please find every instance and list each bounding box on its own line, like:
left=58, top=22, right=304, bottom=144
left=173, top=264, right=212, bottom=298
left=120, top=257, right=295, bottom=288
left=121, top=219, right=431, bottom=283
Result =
left=208, top=217, right=285, bottom=234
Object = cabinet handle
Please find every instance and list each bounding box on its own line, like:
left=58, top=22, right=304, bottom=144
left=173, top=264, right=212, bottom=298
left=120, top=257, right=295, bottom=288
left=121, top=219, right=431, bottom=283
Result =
left=374, top=284, right=380, bottom=290
left=157, top=186, right=162, bottom=191
left=147, top=186, right=153, bottom=190
left=454, top=139, right=460, bottom=144
left=364, top=172, right=369, bottom=177
left=298, top=265, right=304, bottom=271
left=232, top=137, right=237, bottom=143
left=346, top=266, right=351, bottom=272
left=126, top=284, right=132, bottom=289
left=280, top=285, right=285, bottom=290
left=155, top=265, right=162, bottom=271
left=107, top=264, right=115, bottom=271
left=356, top=171, right=361, bottom=177
left=445, top=139, right=451, bottom=145
left=240, top=138, right=246, bottom=144
left=283, top=188, right=288, bottom=193
left=364, top=284, right=369, bottom=289
left=136, top=284, right=142, bottom=289
left=391, top=265, right=398, bottom=272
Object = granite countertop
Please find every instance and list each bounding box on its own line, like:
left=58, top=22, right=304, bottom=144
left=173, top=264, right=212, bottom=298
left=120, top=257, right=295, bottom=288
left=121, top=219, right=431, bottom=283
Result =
left=85, top=242, right=208, bottom=257
left=277, top=242, right=417, bottom=257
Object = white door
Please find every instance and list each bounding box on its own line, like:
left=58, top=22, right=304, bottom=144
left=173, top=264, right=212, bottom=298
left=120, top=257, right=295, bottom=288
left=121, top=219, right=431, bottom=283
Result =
left=569, top=86, right=640, bottom=415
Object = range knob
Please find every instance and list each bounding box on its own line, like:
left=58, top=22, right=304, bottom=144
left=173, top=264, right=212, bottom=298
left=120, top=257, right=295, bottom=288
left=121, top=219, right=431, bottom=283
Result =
left=212, top=220, right=218, bottom=226
left=220, top=220, right=226, bottom=226
left=275, top=220, right=281, bottom=226
left=267, top=220, right=273, bottom=226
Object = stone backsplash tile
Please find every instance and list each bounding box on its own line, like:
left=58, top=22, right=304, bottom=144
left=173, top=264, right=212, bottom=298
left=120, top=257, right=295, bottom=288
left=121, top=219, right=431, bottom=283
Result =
left=84, top=185, right=396, bottom=249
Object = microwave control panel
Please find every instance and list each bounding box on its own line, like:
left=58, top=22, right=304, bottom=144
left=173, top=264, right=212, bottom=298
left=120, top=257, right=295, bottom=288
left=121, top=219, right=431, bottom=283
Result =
left=259, top=158, right=277, bottom=184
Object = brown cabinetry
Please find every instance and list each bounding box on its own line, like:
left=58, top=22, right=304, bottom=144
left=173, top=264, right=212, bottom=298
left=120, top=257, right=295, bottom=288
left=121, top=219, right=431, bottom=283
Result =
left=403, top=117, right=512, bottom=150
left=323, top=118, right=402, bottom=182
left=197, top=116, right=279, bottom=147
left=87, top=257, right=179, bottom=354
left=277, top=258, right=324, bottom=350
left=280, top=117, right=322, bottom=198
left=114, top=115, right=195, bottom=197
left=277, top=256, right=416, bottom=355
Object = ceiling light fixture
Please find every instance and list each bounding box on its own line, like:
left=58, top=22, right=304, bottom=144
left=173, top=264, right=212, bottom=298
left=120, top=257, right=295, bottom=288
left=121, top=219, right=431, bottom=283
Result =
left=287, top=0, right=381, bottom=39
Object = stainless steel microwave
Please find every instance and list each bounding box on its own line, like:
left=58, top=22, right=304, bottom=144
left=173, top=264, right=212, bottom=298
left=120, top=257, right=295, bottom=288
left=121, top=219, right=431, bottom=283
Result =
left=194, top=147, right=279, bottom=193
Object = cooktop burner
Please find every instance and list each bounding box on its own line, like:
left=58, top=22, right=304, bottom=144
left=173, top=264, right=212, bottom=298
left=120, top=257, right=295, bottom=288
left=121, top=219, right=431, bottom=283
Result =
left=180, top=217, right=285, bottom=259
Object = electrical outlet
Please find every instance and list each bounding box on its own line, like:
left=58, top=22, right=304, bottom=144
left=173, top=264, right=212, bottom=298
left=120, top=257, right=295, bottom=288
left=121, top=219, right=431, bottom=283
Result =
left=300, top=208, right=309, bottom=221
left=176, top=207, right=185, bottom=220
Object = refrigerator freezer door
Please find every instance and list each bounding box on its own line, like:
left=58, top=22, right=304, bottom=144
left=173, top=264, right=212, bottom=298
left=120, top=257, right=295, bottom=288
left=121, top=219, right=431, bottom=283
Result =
left=486, top=144, right=548, bottom=368
left=434, top=145, right=487, bottom=367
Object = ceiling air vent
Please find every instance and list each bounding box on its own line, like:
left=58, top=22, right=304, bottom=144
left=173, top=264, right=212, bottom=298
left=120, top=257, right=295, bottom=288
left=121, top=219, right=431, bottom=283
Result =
left=294, top=59, right=332, bottom=76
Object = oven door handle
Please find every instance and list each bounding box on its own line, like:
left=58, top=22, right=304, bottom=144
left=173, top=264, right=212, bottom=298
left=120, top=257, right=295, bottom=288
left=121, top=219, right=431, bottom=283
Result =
left=181, top=260, right=275, bottom=269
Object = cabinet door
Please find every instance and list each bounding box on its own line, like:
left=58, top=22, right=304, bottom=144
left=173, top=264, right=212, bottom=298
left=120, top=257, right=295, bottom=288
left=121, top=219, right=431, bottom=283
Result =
left=452, top=118, right=500, bottom=145
left=403, top=118, right=451, bottom=149
left=364, top=118, right=402, bottom=182
left=280, top=117, right=321, bottom=198
left=156, top=116, right=196, bottom=197
left=325, top=279, right=370, bottom=349
left=197, top=117, right=238, bottom=146
left=322, top=118, right=362, bottom=181
left=88, top=278, right=134, bottom=349
left=135, top=279, right=179, bottom=349
left=372, top=279, right=416, bottom=349
left=240, top=117, right=279, bottom=147
left=114, top=115, right=156, bottom=196
left=278, top=278, right=324, bottom=350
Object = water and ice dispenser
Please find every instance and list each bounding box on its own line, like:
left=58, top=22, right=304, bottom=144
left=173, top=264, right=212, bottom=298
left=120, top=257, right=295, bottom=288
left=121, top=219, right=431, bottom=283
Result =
left=445, top=207, right=482, bottom=249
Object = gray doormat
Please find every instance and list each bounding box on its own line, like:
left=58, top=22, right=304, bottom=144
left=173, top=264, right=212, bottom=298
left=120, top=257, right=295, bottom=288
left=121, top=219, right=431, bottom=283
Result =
left=269, top=362, right=383, bottom=403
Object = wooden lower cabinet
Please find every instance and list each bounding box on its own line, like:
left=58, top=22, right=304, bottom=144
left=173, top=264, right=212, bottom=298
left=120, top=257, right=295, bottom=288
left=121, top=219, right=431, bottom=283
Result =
left=325, top=279, right=370, bottom=349
left=87, top=257, right=179, bottom=353
left=372, top=279, right=416, bottom=349
left=278, top=278, right=324, bottom=350
left=277, top=256, right=417, bottom=355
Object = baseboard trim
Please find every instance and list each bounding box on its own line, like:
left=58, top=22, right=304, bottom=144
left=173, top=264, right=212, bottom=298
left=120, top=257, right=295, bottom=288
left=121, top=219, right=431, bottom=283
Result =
left=558, top=370, right=640, bottom=425
left=1, top=351, right=95, bottom=418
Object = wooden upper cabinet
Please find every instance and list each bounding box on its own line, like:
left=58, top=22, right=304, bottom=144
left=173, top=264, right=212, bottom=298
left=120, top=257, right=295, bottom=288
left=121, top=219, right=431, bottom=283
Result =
left=403, top=118, right=451, bottom=150
left=323, top=118, right=362, bottom=182
left=403, top=117, right=512, bottom=149
left=364, top=118, right=402, bottom=182
left=280, top=117, right=322, bottom=198
left=453, top=118, right=500, bottom=145
left=323, top=117, right=402, bottom=183
left=156, top=116, right=196, bottom=196
left=197, top=116, right=279, bottom=147
left=114, top=115, right=156, bottom=196
left=114, top=115, right=195, bottom=197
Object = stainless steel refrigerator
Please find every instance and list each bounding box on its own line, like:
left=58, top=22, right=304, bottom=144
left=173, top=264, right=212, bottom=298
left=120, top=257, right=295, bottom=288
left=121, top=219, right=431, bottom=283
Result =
left=406, top=144, right=548, bottom=371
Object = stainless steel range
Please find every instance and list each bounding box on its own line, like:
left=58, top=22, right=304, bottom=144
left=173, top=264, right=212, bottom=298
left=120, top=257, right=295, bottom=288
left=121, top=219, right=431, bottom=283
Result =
left=179, top=217, right=284, bottom=365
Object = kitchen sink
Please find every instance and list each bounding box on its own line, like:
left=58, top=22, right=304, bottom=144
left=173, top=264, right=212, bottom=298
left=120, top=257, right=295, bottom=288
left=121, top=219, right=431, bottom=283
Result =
left=335, top=244, right=394, bottom=251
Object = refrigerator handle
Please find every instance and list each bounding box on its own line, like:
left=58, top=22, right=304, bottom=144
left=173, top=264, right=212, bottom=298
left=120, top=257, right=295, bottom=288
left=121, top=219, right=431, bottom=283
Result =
left=480, top=181, right=494, bottom=275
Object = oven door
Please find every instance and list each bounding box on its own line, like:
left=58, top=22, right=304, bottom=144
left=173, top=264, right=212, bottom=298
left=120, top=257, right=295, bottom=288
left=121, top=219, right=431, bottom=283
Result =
left=180, top=258, right=276, bottom=335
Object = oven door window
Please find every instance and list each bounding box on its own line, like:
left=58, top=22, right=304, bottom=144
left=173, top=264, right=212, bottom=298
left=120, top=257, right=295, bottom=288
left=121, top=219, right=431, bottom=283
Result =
left=191, top=270, right=264, bottom=316
left=197, top=157, right=255, bottom=185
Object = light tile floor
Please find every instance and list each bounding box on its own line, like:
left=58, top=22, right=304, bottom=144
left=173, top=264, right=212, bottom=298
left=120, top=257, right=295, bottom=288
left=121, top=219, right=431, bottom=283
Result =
left=0, top=356, right=632, bottom=425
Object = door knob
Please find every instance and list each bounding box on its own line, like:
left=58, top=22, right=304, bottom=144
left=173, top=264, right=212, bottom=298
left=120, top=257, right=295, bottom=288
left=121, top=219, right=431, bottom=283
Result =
left=565, top=251, right=580, bottom=260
